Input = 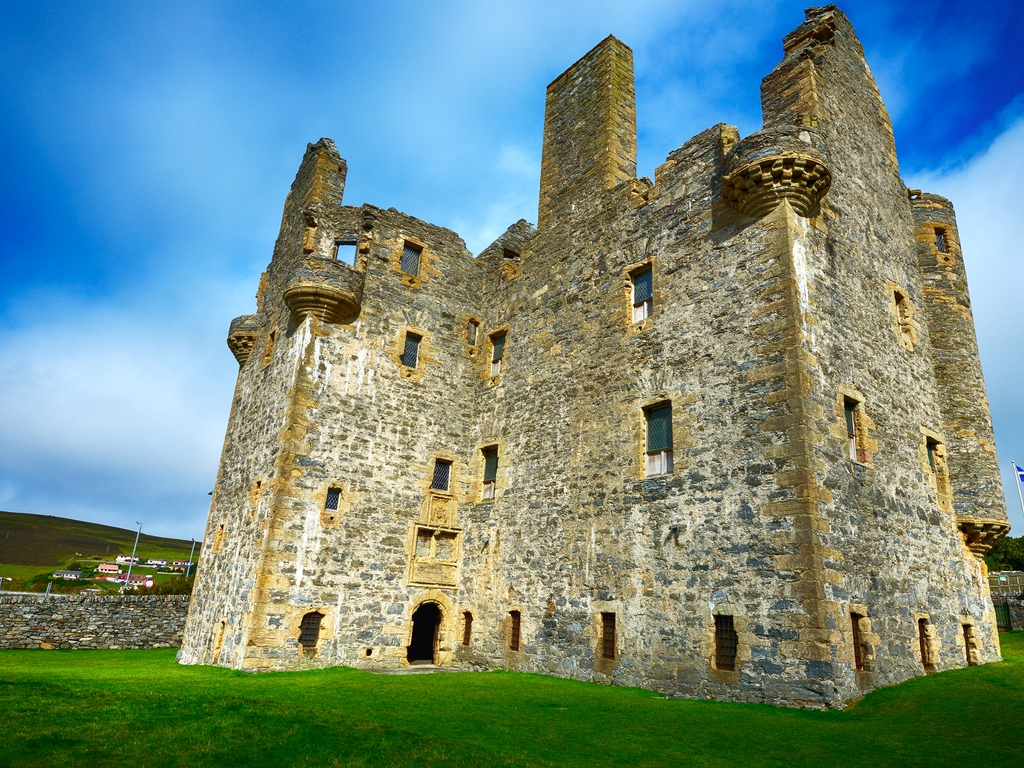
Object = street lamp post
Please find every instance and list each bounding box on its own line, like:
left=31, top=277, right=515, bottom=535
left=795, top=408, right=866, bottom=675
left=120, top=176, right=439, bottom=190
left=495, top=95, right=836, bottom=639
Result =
left=122, top=522, right=143, bottom=594
left=185, top=538, right=196, bottom=580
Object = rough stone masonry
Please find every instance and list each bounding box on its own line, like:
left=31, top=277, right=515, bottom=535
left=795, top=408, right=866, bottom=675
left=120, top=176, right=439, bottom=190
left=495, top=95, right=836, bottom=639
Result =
left=177, top=5, right=1010, bottom=708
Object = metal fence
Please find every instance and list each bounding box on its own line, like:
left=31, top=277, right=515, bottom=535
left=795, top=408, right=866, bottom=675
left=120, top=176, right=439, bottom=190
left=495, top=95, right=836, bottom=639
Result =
left=988, top=571, right=1024, bottom=597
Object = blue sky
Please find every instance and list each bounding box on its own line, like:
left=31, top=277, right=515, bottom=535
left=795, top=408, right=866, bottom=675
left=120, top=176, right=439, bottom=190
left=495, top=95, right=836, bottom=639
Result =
left=1, top=0, right=1022, bottom=539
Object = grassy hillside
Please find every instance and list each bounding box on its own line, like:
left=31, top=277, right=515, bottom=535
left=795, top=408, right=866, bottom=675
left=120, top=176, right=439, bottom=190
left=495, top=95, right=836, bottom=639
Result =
left=0, top=511, right=200, bottom=567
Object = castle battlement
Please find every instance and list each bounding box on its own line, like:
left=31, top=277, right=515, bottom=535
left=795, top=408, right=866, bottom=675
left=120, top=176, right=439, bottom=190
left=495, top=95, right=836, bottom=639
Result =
left=179, top=5, right=1008, bottom=708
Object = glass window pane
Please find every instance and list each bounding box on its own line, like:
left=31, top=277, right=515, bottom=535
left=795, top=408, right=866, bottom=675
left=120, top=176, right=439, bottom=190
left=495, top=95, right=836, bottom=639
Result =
left=646, top=405, right=673, bottom=451
left=633, top=268, right=653, bottom=302
left=483, top=448, right=498, bottom=481
left=492, top=333, right=506, bottom=361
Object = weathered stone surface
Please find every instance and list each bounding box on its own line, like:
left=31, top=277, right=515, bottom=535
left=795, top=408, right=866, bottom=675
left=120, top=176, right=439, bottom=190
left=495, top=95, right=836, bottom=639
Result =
left=179, top=5, right=1008, bottom=708
left=0, top=595, right=189, bottom=649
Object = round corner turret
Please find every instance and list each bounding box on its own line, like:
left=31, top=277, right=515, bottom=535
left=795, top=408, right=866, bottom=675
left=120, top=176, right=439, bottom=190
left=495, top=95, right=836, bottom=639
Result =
left=722, top=125, right=832, bottom=218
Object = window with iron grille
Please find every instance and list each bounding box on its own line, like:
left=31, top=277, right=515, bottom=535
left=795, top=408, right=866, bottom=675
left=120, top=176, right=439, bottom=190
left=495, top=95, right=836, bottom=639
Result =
left=299, top=611, right=323, bottom=647
left=401, top=242, right=422, bottom=275
left=844, top=398, right=859, bottom=462
left=601, top=613, right=616, bottom=659
left=491, top=333, right=506, bottom=377
left=715, top=615, right=738, bottom=670
left=482, top=447, right=498, bottom=500
left=325, top=488, right=341, bottom=511
left=851, top=613, right=865, bottom=671
left=632, top=267, right=653, bottom=323
left=509, top=610, right=521, bottom=651
left=935, top=228, right=947, bottom=253
left=431, top=459, right=452, bottom=491
left=645, top=404, right=673, bottom=477
left=402, top=332, right=421, bottom=368
left=463, top=612, right=473, bottom=646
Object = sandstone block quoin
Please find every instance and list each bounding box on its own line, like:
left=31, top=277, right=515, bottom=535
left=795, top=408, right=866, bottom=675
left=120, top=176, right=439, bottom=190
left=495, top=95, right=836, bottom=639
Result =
left=178, top=5, right=1009, bottom=708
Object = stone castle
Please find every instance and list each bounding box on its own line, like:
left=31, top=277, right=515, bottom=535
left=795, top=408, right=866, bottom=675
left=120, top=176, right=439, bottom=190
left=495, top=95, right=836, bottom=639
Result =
left=178, top=5, right=1011, bottom=707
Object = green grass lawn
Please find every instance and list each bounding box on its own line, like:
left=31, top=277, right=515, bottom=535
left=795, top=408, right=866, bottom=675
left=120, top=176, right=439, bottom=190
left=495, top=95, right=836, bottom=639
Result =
left=2, top=634, right=1022, bottom=768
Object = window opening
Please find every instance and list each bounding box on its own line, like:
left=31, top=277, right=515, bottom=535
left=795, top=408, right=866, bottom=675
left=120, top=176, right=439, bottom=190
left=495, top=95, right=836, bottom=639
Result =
left=491, top=333, right=506, bottom=377
left=935, top=228, right=947, bottom=253
left=632, top=267, right=653, bottom=323
left=503, top=248, right=520, bottom=260
left=715, top=615, right=738, bottom=671
left=963, top=625, right=974, bottom=666
left=894, top=290, right=913, bottom=343
left=402, top=332, right=421, bottom=368
left=401, top=242, right=422, bottom=275
left=509, top=610, right=521, bottom=651
left=844, top=398, right=858, bottom=462
left=431, top=459, right=452, bottom=492
left=645, top=404, right=674, bottom=477
left=851, top=613, right=865, bottom=671
left=601, top=612, right=616, bottom=659
left=482, top=447, right=498, bottom=501
left=467, top=321, right=479, bottom=346
left=299, top=611, right=324, bottom=647
left=463, top=612, right=473, bottom=646
left=919, top=618, right=934, bottom=670
left=335, top=240, right=356, bottom=265
left=325, top=488, right=341, bottom=511
left=926, top=438, right=937, bottom=475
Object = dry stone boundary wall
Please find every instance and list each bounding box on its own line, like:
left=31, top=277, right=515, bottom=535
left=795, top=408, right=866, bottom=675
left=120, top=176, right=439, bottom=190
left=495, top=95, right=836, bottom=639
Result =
left=0, top=594, right=189, bottom=649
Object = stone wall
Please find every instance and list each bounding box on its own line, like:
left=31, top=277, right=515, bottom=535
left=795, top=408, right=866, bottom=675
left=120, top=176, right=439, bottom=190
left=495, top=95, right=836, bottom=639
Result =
left=0, top=595, right=189, bottom=649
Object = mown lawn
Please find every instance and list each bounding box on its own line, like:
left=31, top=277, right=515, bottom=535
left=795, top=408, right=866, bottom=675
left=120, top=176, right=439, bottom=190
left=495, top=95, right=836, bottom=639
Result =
left=2, top=634, right=1022, bottom=768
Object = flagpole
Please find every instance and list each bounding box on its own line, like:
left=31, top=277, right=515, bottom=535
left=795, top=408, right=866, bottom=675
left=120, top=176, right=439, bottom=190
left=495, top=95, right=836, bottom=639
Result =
left=1014, top=462, right=1024, bottom=523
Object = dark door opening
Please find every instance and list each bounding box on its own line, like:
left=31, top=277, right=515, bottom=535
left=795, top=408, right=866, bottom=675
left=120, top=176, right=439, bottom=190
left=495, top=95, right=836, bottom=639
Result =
left=407, top=603, right=441, bottom=664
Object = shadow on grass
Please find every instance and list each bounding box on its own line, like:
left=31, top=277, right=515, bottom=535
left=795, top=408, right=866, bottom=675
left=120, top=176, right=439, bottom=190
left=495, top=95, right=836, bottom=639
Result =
left=1, top=633, right=1022, bottom=768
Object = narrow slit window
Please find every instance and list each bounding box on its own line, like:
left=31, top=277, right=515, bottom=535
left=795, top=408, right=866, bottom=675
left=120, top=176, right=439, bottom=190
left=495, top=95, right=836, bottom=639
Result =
left=509, top=610, right=521, bottom=651
left=714, top=615, right=738, bottom=671
left=402, top=333, right=421, bottom=368
left=632, top=267, right=653, bottom=323
left=401, top=242, right=422, bottom=275
left=325, top=488, right=341, bottom=511
left=844, top=399, right=858, bottom=462
left=918, top=618, right=934, bottom=670
left=645, top=404, right=674, bottom=477
left=851, top=613, right=865, bottom=671
left=467, top=321, right=479, bottom=347
left=926, top=438, right=937, bottom=476
left=431, top=459, right=452, bottom=492
left=299, top=611, right=323, bottom=647
left=482, top=447, right=498, bottom=501
left=963, top=625, right=975, bottom=666
left=491, top=333, right=506, bottom=377
left=894, top=290, right=913, bottom=343
left=335, top=240, right=356, bottom=265
left=601, top=612, right=616, bottom=659
left=935, top=228, right=947, bottom=253
left=463, top=612, right=473, bottom=646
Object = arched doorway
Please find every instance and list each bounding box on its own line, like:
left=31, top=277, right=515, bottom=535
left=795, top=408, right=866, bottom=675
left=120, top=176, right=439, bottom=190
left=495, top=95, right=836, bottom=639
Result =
left=407, top=602, right=442, bottom=664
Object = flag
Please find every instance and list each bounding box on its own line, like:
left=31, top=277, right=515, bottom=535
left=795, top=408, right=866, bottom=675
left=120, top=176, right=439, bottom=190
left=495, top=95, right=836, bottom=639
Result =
left=1016, top=463, right=1024, bottom=483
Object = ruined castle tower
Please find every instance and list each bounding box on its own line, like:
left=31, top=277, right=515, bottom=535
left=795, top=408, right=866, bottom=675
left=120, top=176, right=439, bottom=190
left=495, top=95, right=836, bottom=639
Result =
left=178, top=5, right=1009, bottom=707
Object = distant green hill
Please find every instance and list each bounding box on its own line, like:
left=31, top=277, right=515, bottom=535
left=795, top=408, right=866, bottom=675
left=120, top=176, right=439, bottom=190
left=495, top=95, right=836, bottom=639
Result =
left=0, top=511, right=201, bottom=567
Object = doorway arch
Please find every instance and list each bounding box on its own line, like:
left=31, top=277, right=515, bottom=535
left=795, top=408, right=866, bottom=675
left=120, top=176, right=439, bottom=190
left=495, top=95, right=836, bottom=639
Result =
left=407, top=602, right=442, bottom=664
